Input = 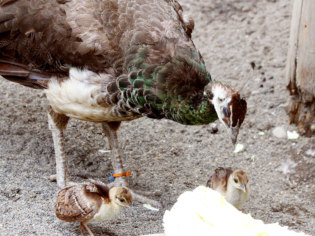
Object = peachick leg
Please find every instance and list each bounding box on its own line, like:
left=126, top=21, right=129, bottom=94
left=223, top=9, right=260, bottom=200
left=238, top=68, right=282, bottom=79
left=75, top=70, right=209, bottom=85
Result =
left=102, top=122, right=162, bottom=209
left=80, top=222, right=94, bottom=236
left=47, top=108, right=69, bottom=188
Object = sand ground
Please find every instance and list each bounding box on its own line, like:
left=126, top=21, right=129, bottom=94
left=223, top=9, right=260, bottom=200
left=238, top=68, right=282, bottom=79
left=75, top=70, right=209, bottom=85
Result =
left=0, top=0, right=314, bottom=235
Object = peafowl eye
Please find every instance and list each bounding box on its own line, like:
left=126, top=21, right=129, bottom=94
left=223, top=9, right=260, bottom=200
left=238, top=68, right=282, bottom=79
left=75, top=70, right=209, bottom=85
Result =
left=223, top=107, right=229, bottom=117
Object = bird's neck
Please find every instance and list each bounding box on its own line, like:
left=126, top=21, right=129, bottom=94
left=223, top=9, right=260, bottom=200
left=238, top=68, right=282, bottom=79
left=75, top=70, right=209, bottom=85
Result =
left=92, top=199, right=123, bottom=222
left=120, top=46, right=218, bottom=125
left=162, top=96, right=218, bottom=125
left=225, top=178, right=245, bottom=208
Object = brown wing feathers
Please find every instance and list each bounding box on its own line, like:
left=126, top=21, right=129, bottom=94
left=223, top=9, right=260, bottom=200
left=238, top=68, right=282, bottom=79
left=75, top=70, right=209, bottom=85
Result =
left=0, top=0, right=122, bottom=77
left=0, top=0, right=196, bottom=79
left=0, top=0, right=72, bottom=88
left=0, top=59, right=57, bottom=89
left=55, top=185, right=96, bottom=223
left=55, top=182, right=109, bottom=223
left=88, top=180, right=110, bottom=200
left=0, top=1, right=73, bottom=71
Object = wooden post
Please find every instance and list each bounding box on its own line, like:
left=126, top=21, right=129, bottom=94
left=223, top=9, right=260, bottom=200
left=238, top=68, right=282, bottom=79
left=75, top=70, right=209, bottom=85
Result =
left=286, top=0, right=315, bottom=136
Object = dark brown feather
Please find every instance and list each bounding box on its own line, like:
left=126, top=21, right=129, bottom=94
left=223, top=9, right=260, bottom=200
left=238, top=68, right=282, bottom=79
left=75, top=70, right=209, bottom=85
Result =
left=0, top=59, right=56, bottom=88
left=206, top=167, right=233, bottom=192
left=231, top=94, right=247, bottom=127
left=0, top=0, right=16, bottom=7
left=172, top=0, right=194, bottom=37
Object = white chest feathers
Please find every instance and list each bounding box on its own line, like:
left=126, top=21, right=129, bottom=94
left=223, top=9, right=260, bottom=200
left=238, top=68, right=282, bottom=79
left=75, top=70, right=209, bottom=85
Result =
left=91, top=200, right=123, bottom=222
left=225, top=186, right=249, bottom=209
left=45, top=68, right=118, bottom=122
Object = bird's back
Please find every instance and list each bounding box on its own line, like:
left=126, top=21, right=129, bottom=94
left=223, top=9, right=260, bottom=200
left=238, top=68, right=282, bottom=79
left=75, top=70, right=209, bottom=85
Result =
left=0, top=0, right=196, bottom=77
left=55, top=182, right=109, bottom=223
left=207, top=167, right=233, bottom=195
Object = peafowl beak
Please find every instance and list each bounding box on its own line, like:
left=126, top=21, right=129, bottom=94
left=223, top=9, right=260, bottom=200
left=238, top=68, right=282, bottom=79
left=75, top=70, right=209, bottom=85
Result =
left=230, top=126, right=239, bottom=145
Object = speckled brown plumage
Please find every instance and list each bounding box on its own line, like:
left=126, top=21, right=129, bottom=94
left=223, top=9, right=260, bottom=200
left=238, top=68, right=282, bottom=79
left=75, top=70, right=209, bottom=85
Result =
left=55, top=181, right=132, bottom=235
left=55, top=182, right=106, bottom=223
left=0, top=0, right=194, bottom=75
left=207, top=167, right=233, bottom=192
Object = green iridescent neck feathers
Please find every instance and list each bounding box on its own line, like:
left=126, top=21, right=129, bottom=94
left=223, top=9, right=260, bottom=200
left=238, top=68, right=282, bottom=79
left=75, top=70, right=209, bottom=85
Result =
left=111, top=47, right=219, bottom=125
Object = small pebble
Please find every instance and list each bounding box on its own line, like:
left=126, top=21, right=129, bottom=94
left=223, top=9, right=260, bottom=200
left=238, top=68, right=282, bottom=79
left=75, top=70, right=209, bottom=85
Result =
left=143, top=204, right=159, bottom=212
left=208, top=123, right=218, bottom=134
left=272, top=126, right=287, bottom=139
left=305, top=149, right=315, bottom=156
left=234, top=143, right=245, bottom=153
left=49, top=175, right=56, bottom=182
left=250, top=61, right=256, bottom=69
left=287, top=131, right=299, bottom=140
left=98, top=149, right=111, bottom=153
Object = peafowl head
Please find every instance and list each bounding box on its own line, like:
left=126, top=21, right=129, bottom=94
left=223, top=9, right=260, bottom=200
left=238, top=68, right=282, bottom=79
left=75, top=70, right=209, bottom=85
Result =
left=206, top=82, right=247, bottom=144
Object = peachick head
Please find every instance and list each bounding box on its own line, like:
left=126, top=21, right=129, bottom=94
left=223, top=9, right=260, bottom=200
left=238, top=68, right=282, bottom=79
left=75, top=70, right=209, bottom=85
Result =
left=110, top=187, right=133, bottom=207
left=230, top=169, right=249, bottom=193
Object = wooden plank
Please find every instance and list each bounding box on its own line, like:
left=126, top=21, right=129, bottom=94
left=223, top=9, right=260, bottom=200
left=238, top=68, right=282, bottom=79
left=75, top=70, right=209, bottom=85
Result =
left=286, top=0, right=315, bottom=136
left=286, top=0, right=303, bottom=89
left=296, top=0, right=315, bottom=102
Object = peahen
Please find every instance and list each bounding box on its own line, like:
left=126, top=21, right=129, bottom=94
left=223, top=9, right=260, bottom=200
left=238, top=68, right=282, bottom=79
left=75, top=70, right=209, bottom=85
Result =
left=0, top=0, right=247, bottom=207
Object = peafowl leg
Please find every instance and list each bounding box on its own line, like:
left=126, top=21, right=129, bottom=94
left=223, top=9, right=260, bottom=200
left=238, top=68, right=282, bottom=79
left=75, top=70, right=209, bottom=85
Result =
left=102, top=122, right=162, bottom=209
left=47, top=108, right=70, bottom=188
left=102, top=122, right=126, bottom=187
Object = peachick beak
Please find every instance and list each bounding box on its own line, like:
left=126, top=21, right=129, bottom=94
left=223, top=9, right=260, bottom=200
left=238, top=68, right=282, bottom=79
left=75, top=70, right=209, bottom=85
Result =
left=230, top=126, right=239, bottom=145
left=242, top=184, right=246, bottom=192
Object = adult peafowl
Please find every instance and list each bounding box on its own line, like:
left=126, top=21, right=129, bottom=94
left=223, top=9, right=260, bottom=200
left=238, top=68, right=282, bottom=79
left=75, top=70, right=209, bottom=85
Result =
left=0, top=0, right=247, bottom=207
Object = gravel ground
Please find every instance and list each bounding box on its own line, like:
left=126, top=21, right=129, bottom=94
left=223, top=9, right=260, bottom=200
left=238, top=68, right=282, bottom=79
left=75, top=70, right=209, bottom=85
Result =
left=0, top=0, right=314, bottom=235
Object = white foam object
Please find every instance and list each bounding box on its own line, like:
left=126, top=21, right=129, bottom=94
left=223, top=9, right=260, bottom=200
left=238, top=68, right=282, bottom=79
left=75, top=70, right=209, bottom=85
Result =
left=163, top=186, right=309, bottom=236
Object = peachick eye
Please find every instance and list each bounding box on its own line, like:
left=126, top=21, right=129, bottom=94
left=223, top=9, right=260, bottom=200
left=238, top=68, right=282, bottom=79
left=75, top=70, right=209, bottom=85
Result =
left=234, top=178, right=238, bottom=183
